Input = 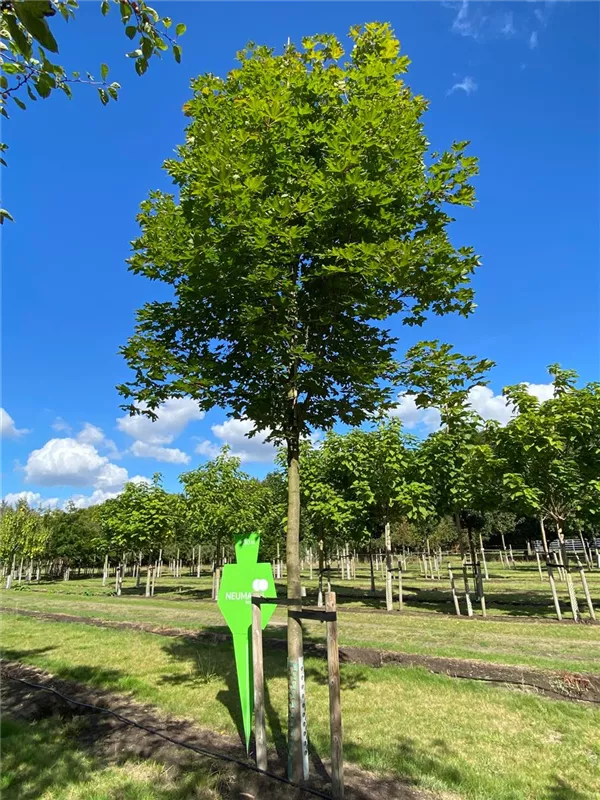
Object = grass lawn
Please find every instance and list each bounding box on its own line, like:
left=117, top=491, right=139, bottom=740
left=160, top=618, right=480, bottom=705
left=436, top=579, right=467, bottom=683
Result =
left=2, top=614, right=600, bottom=800
left=3, top=566, right=599, bottom=674
left=0, top=715, right=225, bottom=800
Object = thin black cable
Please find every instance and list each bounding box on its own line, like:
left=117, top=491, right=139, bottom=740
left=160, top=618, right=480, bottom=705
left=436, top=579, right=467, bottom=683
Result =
left=6, top=675, right=332, bottom=799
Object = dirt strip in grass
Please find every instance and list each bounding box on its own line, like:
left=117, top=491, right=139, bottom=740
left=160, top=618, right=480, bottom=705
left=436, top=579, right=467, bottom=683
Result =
left=5, top=606, right=599, bottom=705
left=1, top=659, right=445, bottom=800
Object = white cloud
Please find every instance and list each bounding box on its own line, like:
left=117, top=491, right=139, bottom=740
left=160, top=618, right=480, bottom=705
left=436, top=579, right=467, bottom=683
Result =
left=1, top=408, right=30, bottom=438
left=129, top=475, right=152, bottom=485
left=3, top=491, right=59, bottom=509
left=51, top=417, right=72, bottom=434
left=525, top=382, right=554, bottom=403
left=24, top=438, right=129, bottom=489
left=501, top=12, right=515, bottom=36
left=77, top=422, right=122, bottom=460
left=195, top=440, right=222, bottom=460
left=389, top=395, right=442, bottom=433
left=391, top=383, right=555, bottom=432
left=67, top=489, right=121, bottom=509
left=66, top=475, right=152, bottom=509
left=77, top=423, right=105, bottom=446
left=117, top=398, right=204, bottom=445
left=130, top=440, right=191, bottom=464
left=450, top=0, right=487, bottom=40
left=196, top=418, right=277, bottom=464
left=529, top=31, right=538, bottom=49
left=448, top=76, right=478, bottom=96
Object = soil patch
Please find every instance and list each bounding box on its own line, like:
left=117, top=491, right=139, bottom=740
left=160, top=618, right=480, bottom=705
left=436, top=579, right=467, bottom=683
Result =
left=4, top=606, right=600, bottom=704
left=1, top=659, right=444, bottom=800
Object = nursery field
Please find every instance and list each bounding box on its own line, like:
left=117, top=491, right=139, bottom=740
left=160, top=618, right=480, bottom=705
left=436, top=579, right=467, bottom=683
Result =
left=2, top=561, right=600, bottom=800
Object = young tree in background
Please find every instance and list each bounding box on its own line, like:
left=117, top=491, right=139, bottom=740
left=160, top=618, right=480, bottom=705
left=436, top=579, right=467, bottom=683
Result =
left=117, top=23, right=481, bottom=775
left=497, top=366, right=600, bottom=551
left=401, top=340, right=496, bottom=556
left=180, top=448, right=265, bottom=596
left=99, top=475, right=176, bottom=572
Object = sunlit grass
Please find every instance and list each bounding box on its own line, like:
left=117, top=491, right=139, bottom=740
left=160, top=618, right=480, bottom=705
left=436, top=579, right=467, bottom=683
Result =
left=2, top=614, right=600, bottom=799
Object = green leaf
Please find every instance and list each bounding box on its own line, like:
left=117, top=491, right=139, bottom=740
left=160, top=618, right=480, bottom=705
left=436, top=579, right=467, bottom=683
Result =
left=5, top=14, right=32, bottom=60
left=14, top=97, right=26, bottom=110
left=98, top=87, right=109, bottom=105
left=135, top=58, right=148, bottom=76
left=119, top=1, right=132, bottom=23
left=101, top=0, right=110, bottom=15
left=125, top=25, right=137, bottom=40
left=172, top=43, right=182, bottom=63
left=14, top=3, right=59, bottom=53
left=162, top=17, right=172, bottom=29
left=0, top=208, right=15, bottom=224
left=175, top=22, right=186, bottom=36
left=100, top=63, right=109, bottom=81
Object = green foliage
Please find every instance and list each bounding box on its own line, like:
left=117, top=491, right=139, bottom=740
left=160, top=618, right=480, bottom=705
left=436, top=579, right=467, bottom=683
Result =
left=496, top=366, right=600, bottom=532
left=118, top=23, right=480, bottom=451
left=301, top=420, right=433, bottom=551
left=0, top=0, right=186, bottom=217
left=0, top=499, right=49, bottom=561
left=98, top=475, right=177, bottom=555
left=45, top=504, right=103, bottom=564
left=179, top=447, right=265, bottom=556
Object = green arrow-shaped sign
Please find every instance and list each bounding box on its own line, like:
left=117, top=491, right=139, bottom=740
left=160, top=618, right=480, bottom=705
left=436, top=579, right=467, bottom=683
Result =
left=217, top=532, right=277, bottom=751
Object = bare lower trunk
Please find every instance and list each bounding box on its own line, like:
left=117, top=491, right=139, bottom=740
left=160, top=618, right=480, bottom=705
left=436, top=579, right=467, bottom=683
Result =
left=384, top=520, right=393, bottom=612
left=539, top=516, right=548, bottom=554
left=454, top=511, right=465, bottom=558
left=369, top=543, right=376, bottom=594
left=286, top=434, right=304, bottom=783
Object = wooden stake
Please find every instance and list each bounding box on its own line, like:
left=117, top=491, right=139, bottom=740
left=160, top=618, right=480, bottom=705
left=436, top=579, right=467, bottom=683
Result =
left=535, top=551, right=543, bottom=582
left=449, top=566, right=461, bottom=616
left=461, top=564, right=473, bottom=617
left=545, top=559, right=562, bottom=621
left=252, top=597, right=267, bottom=771
left=397, top=562, right=403, bottom=612
left=145, top=565, right=152, bottom=598
left=576, top=558, right=596, bottom=621
left=326, top=592, right=344, bottom=799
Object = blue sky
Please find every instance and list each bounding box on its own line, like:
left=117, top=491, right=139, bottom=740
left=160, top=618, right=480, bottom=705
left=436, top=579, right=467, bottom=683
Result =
left=2, top=1, right=599, bottom=508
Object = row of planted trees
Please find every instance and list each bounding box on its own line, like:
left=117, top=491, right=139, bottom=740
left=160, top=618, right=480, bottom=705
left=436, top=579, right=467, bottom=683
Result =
left=3, top=357, right=599, bottom=602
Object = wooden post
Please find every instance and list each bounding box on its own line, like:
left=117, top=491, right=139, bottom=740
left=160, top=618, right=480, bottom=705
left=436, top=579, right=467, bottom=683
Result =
left=475, top=563, right=486, bottom=617
left=145, top=565, right=152, bottom=598
left=535, top=551, right=543, bottom=581
left=461, top=564, right=473, bottom=617
left=448, top=565, right=461, bottom=616
left=545, top=559, right=562, bottom=621
left=561, top=551, right=580, bottom=621
left=397, top=561, right=403, bottom=611
left=479, top=531, right=489, bottom=580
left=252, top=597, right=268, bottom=771
left=326, top=592, right=344, bottom=799
left=576, top=558, right=596, bottom=621
left=115, top=566, right=122, bottom=597
left=384, top=522, right=393, bottom=612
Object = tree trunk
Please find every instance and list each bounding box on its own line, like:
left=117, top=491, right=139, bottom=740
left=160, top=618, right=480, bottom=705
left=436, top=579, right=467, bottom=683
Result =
left=384, top=520, right=393, bottom=612
left=453, top=511, right=465, bottom=558
left=369, top=543, right=376, bottom=594
left=539, top=516, right=549, bottom=554
left=286, top=434, right=304, bottom=783
left=317, top=539, right=324, bottom=607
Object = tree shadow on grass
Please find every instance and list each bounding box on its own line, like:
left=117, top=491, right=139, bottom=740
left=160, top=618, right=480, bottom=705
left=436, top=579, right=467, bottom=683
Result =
left=345, top=735, right=466, bottom=795
left=547, top=777, right=589, bottom=800
left=160, top=626, right=357, bottom=782
left=1, top=645, right=57, bottom=661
